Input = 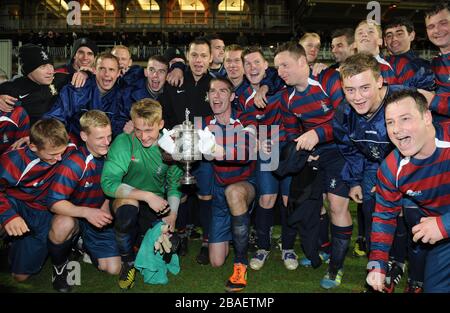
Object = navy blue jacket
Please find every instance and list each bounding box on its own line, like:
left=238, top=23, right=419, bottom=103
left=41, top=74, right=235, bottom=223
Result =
left=44, top=77, right=125, bottom=142
left=332, top=85, right=408, bottom=187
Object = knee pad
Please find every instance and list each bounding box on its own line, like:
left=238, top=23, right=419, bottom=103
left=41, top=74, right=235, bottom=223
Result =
left=114, top=205, right=139, bottom=233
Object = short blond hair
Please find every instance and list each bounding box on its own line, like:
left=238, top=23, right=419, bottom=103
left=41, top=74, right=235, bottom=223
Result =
left=339, top=52, right=381, bottom=80
left=30, top=118, right=68, bottom=150
left=111, top=45, right=130, bottom=56
left=80, top=110, right=111, bottom=134
left=130, top=98, right=163, bottom=126
left=356, top=20, right=383, bottom=39
left=299, top=32, right=321, bottom=45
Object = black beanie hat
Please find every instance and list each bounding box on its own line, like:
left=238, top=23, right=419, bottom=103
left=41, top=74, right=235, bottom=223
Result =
left=71, top=37, right=98, bottom=60
left=19, top=44, right=53, bottom=76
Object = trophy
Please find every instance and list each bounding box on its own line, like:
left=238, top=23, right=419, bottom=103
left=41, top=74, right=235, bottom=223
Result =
left=172, top=108, right=202, bottom=184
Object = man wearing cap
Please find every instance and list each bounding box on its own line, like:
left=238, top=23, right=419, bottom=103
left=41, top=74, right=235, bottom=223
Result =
left=0, top=44, right=68, bottom=133
left=55, top=37, right=98, bottom=75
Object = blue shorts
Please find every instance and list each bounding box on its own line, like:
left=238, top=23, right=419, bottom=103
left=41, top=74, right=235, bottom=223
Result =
left=256, top=157, right=292, bottom=197
left=79, top=219, right=119, bottom=261
left=5, top=197, right=53, bottom=275
left=424, top=239, right=450, bottom=293
left=209, top=183, right=232, bottom=244
left=362, top=168, right=378, bottom=200
left=319, top=148, right=349, bottom=198
left=192, top=160, right=214, bottom=196
left=209, top=179, right=256, bottom=244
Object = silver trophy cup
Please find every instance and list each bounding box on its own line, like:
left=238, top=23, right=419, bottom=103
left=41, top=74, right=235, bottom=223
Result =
left=172, top=109, right=202, bottom=184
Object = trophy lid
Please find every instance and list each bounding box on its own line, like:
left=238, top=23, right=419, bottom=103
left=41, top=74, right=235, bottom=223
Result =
left=182, top=108, right=193, bottom=128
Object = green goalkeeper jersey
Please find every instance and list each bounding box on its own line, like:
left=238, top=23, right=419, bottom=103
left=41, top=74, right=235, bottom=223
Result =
left=101, top=132, right=183, bottom=199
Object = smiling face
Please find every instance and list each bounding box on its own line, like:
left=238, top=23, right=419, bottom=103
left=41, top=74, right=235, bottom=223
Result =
left=187, top=43, right=212, bottom=81
left=28, top=63, right=54, bottom=85
left=95, top=57, right=120, bottom=94
left=112, top=47, right=132, bottom=72
left=243, top=51, right=268, bottom=89
left=73, top=46, right=95, bottom=70
left=210, top=39, right=225, bottom=67
left=80, top=125, right=112, bottom=157
left=208, top=79, right=234, bottom=117
left=355, top=21, right=383, bottom=54
left=384, top=25, right=414, bottom=55
left=426, top=8, right=450, bottom=54
left=274, top=50, right=308, bottom=88
left=31, top=143, right=67, bottom=165
left=331, top=35, right=354, bottom=63
left=224, top=49, right=244, bottom=83
left=133, top=117, right=164, bottom=148
left=385, top=97, right=433, bottom=159
left=144, top=59, right=168, bottom=93
left=342, top=69, right=384, bottom=117
left=300, top=36, right=321, bottom=64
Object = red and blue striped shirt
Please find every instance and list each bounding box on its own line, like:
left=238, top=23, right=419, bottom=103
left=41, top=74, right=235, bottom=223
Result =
left=0, top=144, right=76, bottom=223
left=0, top=106, right=30, bottom=154
left=205, top=111, right=256, bottom=186
left=47, top=145, right=106, bottom=209
left=371, top=125, right=450, bottom=273
left=280, top=68, right=343, bottom=147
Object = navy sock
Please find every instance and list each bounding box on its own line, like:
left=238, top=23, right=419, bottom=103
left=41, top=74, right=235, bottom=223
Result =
left=280, top=205, right=297, bottom=250
left=176, top=201, right=189, bottom=231
left=319, top=212, right=331, bottom=254
left=362, top=198, right=375, bottom=251
left=356, top=203, right=365, bottom=238
left=198, top=199, right=212, bottom=242
left=114, top=204, right=139, bottom=262
left=255, top=204, right=273, bottom=250
left=48, top=237, right=73, bottom=267
left=329, top=224, right=353, bottom=273
left=231, top=211, right=250, bottom=265
left=390, top=215, right=408, bottom=264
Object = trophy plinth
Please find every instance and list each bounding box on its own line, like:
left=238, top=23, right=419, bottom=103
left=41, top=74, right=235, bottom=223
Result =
left=172, top=109, right=202, bottom=185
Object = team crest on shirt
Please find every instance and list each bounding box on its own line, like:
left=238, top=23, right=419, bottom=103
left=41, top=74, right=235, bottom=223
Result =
left=329, top=178, right=336, bottom=189
left=49, top=84, right=58, bottom=96
left=406, top=190, right=422, bottom=197
left=84, top=181, right=93, bottom=188
left=155, top=165, right=163, bottom=175
left=3, top=133, right=9, bottom=143
left=321, top=101, right=330, bottom=113
left=370, top=145, right=381, bottom=159
left=256, top=114, right=265, bottom=120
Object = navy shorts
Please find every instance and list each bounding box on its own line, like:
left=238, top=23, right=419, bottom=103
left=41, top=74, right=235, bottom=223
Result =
left=4, top=197, right=53, bottom=275
left=424, top=239, right=450, bottom=293
left=319, top=148, right=349, bottom=198
left=192, top=160, right=214, bottom=196
left=256, top=157, right=292, bottom=197
left=209, top=183, right=232, bottom=244
left=209, top=179, right=256, bottom=244
left=79, top=219, right=119, bottom=261
left=362, top=168, right=378, bottom=200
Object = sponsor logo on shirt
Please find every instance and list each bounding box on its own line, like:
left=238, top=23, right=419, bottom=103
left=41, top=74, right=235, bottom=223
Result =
left=406, top=189, right=422, bottom=197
